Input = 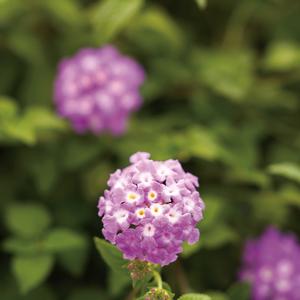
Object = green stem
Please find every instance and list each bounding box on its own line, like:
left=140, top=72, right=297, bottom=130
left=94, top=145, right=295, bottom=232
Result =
left=152, top=270, right=163, bottom=289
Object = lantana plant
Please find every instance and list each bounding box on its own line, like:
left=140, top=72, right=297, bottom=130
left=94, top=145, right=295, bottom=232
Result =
left=54, top=45, right=145, bottom=135
left=95, top=152, right=209, bottom=299
left=239, top=226, right=300, bottom=300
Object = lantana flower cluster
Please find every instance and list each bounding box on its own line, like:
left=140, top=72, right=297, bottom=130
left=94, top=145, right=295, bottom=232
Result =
left=54, top=45, right=145, bottom=135
left=240, top=227, right=300, bottom=300
left=98, top=152, right=205, bottom=266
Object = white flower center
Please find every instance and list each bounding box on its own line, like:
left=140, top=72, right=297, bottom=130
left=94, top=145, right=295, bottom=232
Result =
left=113, top=178, right=127, bottom=189
left=114, top=210, right=128, bottom=224
left=157, top=166, right=171, bottom=180
left=105, top=202, right=113, bottom=213
left=135, top=208, right=146, bottom=218
left=259, top=267, right=273, bottom=282
left=164, top=184, right=180, bottom=197
left=276, top=279, right=291, bottom=292
left=277, top=259, right=293, bottom=277
left=81, top=55, right=99, bottom=71
left=147, top=190, right=157, bottom=201
left=150, top=204, right=163, bottom=217
left=95, top=92, right=113, bottom=112
left=126, top=192, right=140, bottom=203
left=143, top=224, right=155, bottom=237
left=166, top=209, right=180, bottom=224
left=63, top=82, right=77, bottom=96
left=137, top=172, right=153, bottom=186
left=257, top=284, right=270, bottom=296
left=183, top=198, right=194, bottom=211
left=108, top=80, right=125, bottom=95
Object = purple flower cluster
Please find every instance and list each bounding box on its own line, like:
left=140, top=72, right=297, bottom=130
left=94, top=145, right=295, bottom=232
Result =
left=54, top=45, right=145, bottom=135
left=98, top=152, right=205, bottom=266
left=240, top=227, right=300, bottom=300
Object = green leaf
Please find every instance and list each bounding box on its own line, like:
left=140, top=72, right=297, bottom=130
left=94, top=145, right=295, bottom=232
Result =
left=44, top=228, right=87, bottom=253
left=200, top=197, right=224, bottom=230
left=58, top=248, right=88, bottom=276
left=263, top=41, right=300, bottom=71
left=68, top=288, right=108, bottom=300
left=195, top=0, right=207, bottom=9
left=3, top=237, right=41, bottom=255
left=0, top=96, right=18, bottom=119
left=12, top=254, right=54, bottom=294
left=94, top=237, right=128, bottom=276
left=228, top=282, right=250, bottom=300
left=38, top=0, right=82, bottom=26
left=0, top=118, right=36, bottom=145
left=182, top=218, right=236, bottom=257
left=5, top=203, right=51, bottom=238
left=192, top=49, right=254, bottom=101
left=127, top=6, right=184, bottom=55
left=206, top=291, right=229, bottom=300
left=178, top=293, right=211, bottom=300
left=7, top=29, right=45, bottom=64
left=89, top=0, right=144, bottom=43
left=201, top=225, right=237, bottom=249
left=23, top=107, right=66, bottom=131
left=0, top=0, right=25, bottom=25
left=108, top=270, right=131, bottom=296
left=62, top=138, right=103, bottom=170
left=268, top=162, right=300, bottom=183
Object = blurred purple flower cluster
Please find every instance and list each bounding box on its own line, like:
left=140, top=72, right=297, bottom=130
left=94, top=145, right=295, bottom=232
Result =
left=54, top=45, right=145, bottom=135
left=98, top=152, right=205, bottom=266
left=240, top=227, right=300, bottom=300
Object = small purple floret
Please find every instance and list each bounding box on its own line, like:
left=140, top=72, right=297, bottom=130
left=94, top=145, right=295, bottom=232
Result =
left=239, top=226, right=300, bottom=300
left=54, top=45, right=145, bottom=135
left=98, top=152, right=205, bottom=266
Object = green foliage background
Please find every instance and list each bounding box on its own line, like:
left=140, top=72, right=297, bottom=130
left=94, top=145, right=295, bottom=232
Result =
left=1, top=0, right=300, bottom=299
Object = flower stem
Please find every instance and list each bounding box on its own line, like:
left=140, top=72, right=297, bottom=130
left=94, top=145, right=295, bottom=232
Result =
left=152, top=270, right=163, bottom=289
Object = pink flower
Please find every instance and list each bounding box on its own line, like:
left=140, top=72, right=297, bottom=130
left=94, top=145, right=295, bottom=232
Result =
left=98, top=152, right=205, bottom=266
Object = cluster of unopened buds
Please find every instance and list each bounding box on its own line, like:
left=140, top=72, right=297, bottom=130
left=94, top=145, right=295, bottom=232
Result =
left=127, top=260, right=153, bottom=281
left=144, top=287, right=172, bottom=300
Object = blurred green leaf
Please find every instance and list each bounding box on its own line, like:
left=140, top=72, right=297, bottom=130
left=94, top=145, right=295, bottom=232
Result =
left=3, top=237, right=42, bottom=255
left=268, top=162, right=300, bottom=183
left=5, top=203, right=51, bottom=238
left=7, top=29, right=45, bottom=64
left=127, top=6, right=184, bottom=55
left=192, top=49, right=254, bottom=101
left=12, top=254, right=54, bottom=294
left=206, top=292, right=229, bottom=300
left=44, top=228, right=87, bottom=253
left=195, top=0, right=207, bottom=9
left=201, top=225, right=238, bottom=249
left=0, top=96, right=18, bottom=119
left=227, top=282, right=250, bottom=300
left=89, top=0, right=144, bottom=43
left=58, top=248, right=88, bottom=276
left=0, top=0, right=25, bottom=24
left=263, top=41, right=300, bottom=71
left=199, top=197, right=224, bottom=230
left=23, top=107, right=66, bottom=131
left=252, top=191, right=289, bottom=225
left=82, top=161, right=113, bottom=198
left=94, top=237, right=128, bottom=276
left=178, top=294, right=211, bottom=300
left=38, top=0, right=82, bottom=27
left=108, top=270, right=131, bottom=296
left=62, top=138, right=102, bottom=170
left=183, top=224, right=237, bottom=257
left=68, top=288, right=107, bottom=300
